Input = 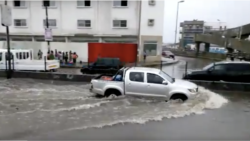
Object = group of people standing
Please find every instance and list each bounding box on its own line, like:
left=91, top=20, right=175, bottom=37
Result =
left=38, top=50, right=79, bottom=64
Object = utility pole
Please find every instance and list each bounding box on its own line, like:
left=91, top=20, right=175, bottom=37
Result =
left=1, top=0, right=12, bottom=79
left=174, top=0, right=184, bottom=47
left=44, top=1, right=50, bottom=52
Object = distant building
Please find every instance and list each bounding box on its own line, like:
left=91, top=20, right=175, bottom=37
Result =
left=179, top=20, right=205, bottom=47
left=179, top=20, right=227, bottom=47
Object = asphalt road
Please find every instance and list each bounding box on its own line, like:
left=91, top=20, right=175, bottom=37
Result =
left=0, top=56, right=249, bottom=140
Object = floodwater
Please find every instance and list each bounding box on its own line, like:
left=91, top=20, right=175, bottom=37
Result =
left=163, top=56, right=215, bottom=78
left=0, top=57, right=249, bottom=140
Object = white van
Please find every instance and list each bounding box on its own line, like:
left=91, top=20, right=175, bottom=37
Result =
left=0, top=49, right=60, bottom=71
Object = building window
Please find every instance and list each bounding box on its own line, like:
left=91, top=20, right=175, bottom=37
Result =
left=42, top=0, right=56, bottom=7
left=77, top=20, right=91, bottom=28
left=143, top=41, right=157, bottom=56
left=113, top=20, right=127, bottom=28
left=14, top=19, right=27, bottom=27
left=148, top=19, right=155, bottom=26
left=43, top=19, right=57, bottom=27
left=148, top=0, right=156, bottom=6
left=77, top=0, right=91, bottom=7
left=113, top=0, right=128, bottom=7
left=13, top=0, right=26, bottom=7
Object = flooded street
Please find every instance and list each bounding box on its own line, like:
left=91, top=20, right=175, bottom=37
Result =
left=0, top=57, right=249, bottom=140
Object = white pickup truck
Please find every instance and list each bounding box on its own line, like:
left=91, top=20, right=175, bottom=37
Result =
left=90, top=67, right=199, bottom=101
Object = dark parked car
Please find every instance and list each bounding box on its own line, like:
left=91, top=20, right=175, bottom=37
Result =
left=81, top=57, right=123, bottom=74
left=162, top=51, right=175, bottom=59
left=183, top=61, right=250, bottom=83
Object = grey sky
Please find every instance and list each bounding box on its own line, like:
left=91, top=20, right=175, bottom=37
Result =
left=163, top=0, right=250, bottom=43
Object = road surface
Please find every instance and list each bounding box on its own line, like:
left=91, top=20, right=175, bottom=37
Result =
left=0, top=56, right=249, bottom=140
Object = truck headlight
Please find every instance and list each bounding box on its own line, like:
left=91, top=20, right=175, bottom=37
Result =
left=188, top=88, right=196, bottom=93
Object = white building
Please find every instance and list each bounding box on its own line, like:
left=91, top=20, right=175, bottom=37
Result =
left=0, top=0, right=165, bottom=61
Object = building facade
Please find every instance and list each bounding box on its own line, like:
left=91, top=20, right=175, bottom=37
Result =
left=179, top=20, right=205, bottom=47
left=179, top=20, right=227, bottom=47
left=0, top=0, right=165, bottom=61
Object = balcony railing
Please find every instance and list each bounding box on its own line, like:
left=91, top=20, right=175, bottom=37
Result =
left=182, top=29, right=204, bottom=33
left=183, top=37, right=194, bottom=40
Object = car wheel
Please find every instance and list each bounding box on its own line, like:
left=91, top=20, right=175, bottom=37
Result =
left=170, top=94, right=188, bottom=102
left=104, top=89, right=121, bottom=98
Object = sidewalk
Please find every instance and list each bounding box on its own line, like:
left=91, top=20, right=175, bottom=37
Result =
left=60, top=62, right=87, bottom=68
left=161, top=57, right=179, bottom=64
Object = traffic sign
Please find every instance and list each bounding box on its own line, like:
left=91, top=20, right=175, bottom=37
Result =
left=44, top=28, right=53, bottom=41
left=1, top=5, right=12, bottom=26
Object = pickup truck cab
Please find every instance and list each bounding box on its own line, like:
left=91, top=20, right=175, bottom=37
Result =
left=90, top=67, right=198, bottom=101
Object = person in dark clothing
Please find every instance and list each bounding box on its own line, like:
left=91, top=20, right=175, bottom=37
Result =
left=49, top=51, right=55, bottom=60
left=38, top=50, right=42, bottom=60
left=65, top=52, right=68, bottom=64
left=143, top=51, right=147, bottom=62
left=62, top=52, right=65, bottom=64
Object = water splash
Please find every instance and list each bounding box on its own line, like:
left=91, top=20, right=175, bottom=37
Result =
left=69, top=86, right=228, bottom=130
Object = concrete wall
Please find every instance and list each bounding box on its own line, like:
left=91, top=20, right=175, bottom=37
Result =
left=140, top=0, right=164, bottom=36
left=1, top=41, right=159, bottom=63
left=0, top=41, right=88, bottom=62
left=191, top=80, right=250, bottom=92
left=138, top=0, right=164, bottom=62
left=1, top=41, right=42, bottom=59
left=169, top=50, right=227, bottom=60
left=195, top=34, right=250, bottom=53
left=2, top=1, right=139, bottom=35
left=216, top=23, right=250, bottom=37
left=138, top=35, right=162, bottom=62
left=40, top=42, right=88, bottom=62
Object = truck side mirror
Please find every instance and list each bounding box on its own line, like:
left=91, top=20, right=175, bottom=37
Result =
left=162, top=80, right=168, bottom=85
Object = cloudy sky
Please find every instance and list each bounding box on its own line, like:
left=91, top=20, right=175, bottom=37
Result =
left=163, top=0, right=250, bottom=43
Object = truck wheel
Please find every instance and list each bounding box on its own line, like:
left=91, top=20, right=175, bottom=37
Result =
left=104, top=89, right=121, bottom=98
left=170, top=94, right=188, bottom=102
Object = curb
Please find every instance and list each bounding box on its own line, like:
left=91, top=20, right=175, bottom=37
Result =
left=59, top=60, right=179, bottom=68
left=142, top=59, right=179, bottom=67
left=60, top=66, right=82, bottom=69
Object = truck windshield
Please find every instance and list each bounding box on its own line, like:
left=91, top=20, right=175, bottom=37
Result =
left=159, top=71, right=174, bottom=83
left=202, top=63, right=214, bottom=70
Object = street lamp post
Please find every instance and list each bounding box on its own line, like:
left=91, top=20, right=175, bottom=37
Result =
left=174, top=0, right=184, bottom=48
